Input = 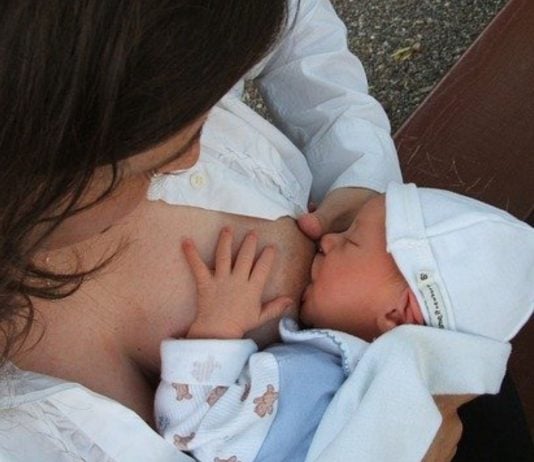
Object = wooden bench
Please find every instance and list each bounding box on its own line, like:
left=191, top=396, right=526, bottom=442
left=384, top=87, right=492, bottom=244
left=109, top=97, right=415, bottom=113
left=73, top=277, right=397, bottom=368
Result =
left=393, top=0, right=534, bottom=441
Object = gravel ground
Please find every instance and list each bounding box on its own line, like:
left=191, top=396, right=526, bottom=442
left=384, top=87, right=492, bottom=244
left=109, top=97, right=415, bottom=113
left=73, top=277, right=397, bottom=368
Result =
left=247, top=0, right=507, bottom=131
left=332, top=0, right=507, bottom=130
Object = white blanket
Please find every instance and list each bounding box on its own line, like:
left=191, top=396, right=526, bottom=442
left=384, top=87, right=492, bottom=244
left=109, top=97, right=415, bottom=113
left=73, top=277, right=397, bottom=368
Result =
left=281, top=321, right=511, bottom=462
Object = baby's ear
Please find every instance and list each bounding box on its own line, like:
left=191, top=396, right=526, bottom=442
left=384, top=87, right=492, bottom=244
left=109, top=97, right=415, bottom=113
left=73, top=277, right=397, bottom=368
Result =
left=404, top=288, right=424, bottom=325
left=376, top=288, right=424, bottom=334
left=376, top=308, right=403, bottom=334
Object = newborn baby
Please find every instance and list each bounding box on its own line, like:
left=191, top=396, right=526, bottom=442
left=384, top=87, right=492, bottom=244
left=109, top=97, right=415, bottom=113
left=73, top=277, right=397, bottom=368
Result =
left=155, top=182, right=534, bottom=462
left=301, top=182, right=533, bottom=344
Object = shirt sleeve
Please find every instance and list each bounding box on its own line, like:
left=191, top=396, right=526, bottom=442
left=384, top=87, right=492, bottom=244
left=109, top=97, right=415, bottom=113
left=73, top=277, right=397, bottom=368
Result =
left=154, top=338, right=281, bottom=462
left=252, top=0, right=403, bottom=203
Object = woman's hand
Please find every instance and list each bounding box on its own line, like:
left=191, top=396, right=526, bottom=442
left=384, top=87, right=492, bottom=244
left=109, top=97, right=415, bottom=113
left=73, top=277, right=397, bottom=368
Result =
left=423, top=394, right=476, bottom=461
left=297, top=187, right=377, bottom=239
left=182, top=227, right=294, bottom=340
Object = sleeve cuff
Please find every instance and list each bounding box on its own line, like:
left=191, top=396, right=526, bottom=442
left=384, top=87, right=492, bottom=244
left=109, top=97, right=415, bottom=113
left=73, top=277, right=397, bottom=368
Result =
left=306, top=118, right=403, bottom=202
left=326, top=166, right=401, bottom=196
left=160, top=338, right=258, bottom=386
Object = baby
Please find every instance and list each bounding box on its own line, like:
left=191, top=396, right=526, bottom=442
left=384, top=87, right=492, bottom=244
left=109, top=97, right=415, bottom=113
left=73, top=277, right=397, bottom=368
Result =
left=155, top=182, right=534, bottom=462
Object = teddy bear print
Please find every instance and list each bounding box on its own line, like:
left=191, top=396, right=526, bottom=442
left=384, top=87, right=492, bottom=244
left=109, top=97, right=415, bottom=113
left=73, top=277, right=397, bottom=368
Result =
left=173, top=432, right=196, bottom=450
left=172, top=383, right=193, bottom=401
left=207, top=386, right=228, bottom=407
left=253, top=384, right=278, bottom=417
left=214, top=456, right=240, bottom=462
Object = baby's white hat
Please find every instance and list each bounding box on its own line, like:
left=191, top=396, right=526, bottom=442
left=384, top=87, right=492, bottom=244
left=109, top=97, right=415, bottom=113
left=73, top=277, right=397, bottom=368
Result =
left=385, top=182, right=534, bottom=342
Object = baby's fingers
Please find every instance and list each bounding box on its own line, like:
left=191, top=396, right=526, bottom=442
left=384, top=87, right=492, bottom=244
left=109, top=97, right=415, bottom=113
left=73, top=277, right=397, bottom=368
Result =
left=215, top=227, right=233, bottom=275
left=249, top=245, right=276, bottom=287
left=182, top=239, right=211, bottom=283
left=233, top=231, right=258, bottom=275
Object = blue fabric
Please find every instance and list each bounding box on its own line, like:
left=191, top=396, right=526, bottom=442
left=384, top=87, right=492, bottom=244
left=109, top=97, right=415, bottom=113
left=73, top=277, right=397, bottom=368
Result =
left=255, top=343, right=344, bottom=462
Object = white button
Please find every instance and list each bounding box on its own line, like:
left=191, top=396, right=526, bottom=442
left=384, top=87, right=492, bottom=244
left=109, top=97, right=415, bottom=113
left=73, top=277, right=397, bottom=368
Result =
left=190, top=172, right=206, bottom=189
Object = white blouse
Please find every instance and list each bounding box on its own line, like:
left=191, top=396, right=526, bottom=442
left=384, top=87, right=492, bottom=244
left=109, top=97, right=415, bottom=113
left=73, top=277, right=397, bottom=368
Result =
left=147, top=0, right=401, bottom=219
left=0, top=1, right=401, bottom=460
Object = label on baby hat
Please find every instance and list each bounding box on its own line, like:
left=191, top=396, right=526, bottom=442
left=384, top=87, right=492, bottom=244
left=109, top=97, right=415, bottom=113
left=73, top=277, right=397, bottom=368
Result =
left=416, top=271, right=449, bottom=329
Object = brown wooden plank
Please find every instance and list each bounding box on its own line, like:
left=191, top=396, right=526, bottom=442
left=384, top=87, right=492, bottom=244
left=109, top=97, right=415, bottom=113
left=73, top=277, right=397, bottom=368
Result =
left=393, top=0, right=534, bottom=435
left=394, top=0, right=534, bottom=224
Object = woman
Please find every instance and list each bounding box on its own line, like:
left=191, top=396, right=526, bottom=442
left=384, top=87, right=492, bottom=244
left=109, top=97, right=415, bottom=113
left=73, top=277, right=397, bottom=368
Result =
left=0, top=1, right=468, bottom=460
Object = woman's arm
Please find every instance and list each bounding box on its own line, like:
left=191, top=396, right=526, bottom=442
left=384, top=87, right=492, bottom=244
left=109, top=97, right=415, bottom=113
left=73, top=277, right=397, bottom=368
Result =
left=251, top=0, right=402, bottom=204
left=247, top=0, right=403, bottom=238
left=422, top=395, right=475, bottom=462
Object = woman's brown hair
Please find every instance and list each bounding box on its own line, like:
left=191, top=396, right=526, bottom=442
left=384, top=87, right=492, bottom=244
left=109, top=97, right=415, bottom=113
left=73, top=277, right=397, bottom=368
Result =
left=0, top=0, right=289, bottom=361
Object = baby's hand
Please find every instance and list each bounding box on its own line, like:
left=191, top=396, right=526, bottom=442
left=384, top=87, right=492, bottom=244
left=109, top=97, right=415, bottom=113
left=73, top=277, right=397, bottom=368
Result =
left=182, top=227, right=294, bottom=339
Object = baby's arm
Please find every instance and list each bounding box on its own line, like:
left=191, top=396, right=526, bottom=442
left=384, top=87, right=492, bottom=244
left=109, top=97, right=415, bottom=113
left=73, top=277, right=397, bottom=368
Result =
left=155, top=337, right=281, bottom=460
left=155, top=228, right=292, bottom=460
left=155, top=337, right=258, bottom=451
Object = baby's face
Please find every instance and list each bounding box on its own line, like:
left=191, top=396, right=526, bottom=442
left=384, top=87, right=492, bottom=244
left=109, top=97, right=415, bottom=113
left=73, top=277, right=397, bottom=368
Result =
left=301, top=196, right=406, bottom=340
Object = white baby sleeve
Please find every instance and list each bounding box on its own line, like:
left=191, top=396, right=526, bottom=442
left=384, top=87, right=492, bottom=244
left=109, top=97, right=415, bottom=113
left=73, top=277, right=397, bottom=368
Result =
left=155, top=338, right=280, bottom=462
